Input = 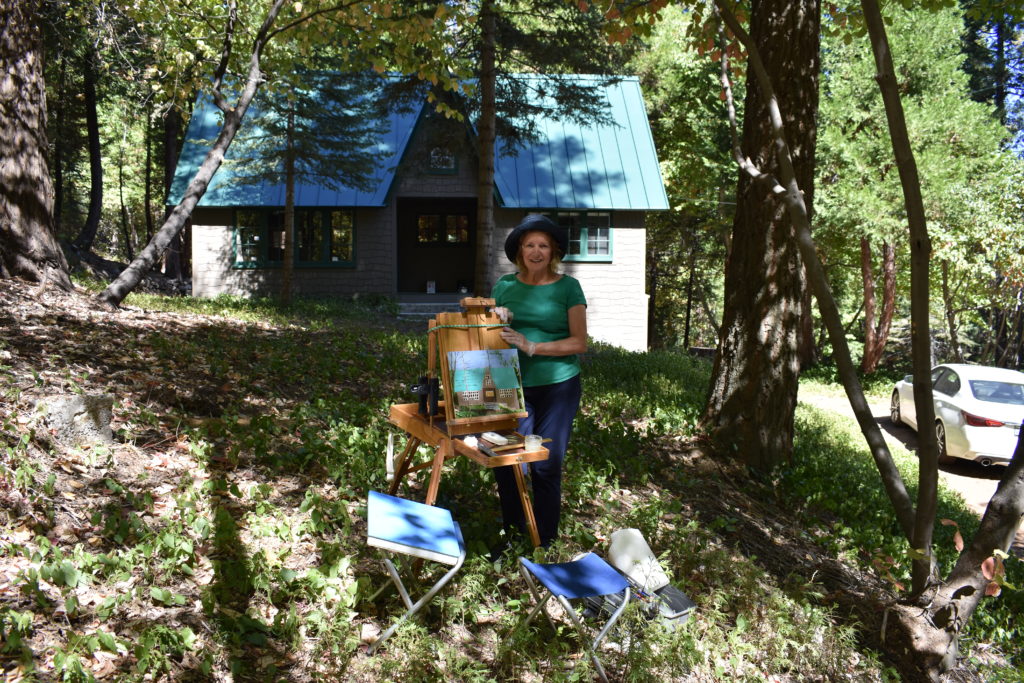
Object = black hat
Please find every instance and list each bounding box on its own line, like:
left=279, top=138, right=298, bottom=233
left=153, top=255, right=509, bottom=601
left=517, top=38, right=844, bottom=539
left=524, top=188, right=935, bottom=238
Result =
left=504, top=214, right=569, bottom=263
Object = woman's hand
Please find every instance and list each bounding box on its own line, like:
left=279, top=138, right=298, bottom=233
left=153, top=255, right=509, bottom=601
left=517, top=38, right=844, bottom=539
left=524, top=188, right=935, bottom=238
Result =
left=491, top=306, right=514, bottom=323
left=500, top=327, right=536, bottom=356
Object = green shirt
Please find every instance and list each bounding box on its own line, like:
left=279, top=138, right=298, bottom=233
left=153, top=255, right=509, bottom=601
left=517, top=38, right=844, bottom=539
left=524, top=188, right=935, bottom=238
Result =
left=491, top=273, right=587, bottom=387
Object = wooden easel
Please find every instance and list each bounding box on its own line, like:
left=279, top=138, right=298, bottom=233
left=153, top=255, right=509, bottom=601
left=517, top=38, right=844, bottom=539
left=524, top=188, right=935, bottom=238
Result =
left=387, top=298, right=549, bottom=546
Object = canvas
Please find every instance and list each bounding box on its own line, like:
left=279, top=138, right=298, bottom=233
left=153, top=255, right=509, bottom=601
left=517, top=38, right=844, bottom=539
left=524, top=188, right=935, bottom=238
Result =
left=447, top=348, right=525, bottom=419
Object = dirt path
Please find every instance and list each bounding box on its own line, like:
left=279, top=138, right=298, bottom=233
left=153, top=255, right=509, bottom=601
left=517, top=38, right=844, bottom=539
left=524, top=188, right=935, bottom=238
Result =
left=799, top=389, right=1024, bottom=556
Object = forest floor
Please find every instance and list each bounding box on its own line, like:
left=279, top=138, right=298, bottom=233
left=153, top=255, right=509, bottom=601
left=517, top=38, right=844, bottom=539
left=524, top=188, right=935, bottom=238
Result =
left=0, top=277, right=1012, bottom=681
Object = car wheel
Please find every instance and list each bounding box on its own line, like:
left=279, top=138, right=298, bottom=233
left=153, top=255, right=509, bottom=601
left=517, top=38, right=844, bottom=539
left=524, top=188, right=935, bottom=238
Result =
left=890, top=390, right=902, bottom=425
left=935, top=421, right=955, bottom=464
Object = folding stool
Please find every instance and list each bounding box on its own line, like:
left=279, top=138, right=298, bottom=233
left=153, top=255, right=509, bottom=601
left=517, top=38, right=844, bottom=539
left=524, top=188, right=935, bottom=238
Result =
left=518, top=553, right=631, bottom=683
left=366, top=490, right=466, bottom=654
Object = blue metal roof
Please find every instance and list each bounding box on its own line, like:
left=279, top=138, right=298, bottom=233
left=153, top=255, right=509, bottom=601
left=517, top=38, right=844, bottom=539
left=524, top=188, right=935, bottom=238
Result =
left=169, top=88, right=422, bottom=208
left=492, top=75, right=668, bottom=211
left=171, top=75, right=667, bottom=211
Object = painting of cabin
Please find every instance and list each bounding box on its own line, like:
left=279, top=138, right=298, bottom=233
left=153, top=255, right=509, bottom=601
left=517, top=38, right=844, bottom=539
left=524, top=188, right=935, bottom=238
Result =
left=448, top=349, right=525, bottom=418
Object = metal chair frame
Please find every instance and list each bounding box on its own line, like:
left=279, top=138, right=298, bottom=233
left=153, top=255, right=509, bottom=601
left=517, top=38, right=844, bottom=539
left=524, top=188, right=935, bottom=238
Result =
left=518, top=553, right=631, bottom=683
left=366, top=491, right=466, bottom=654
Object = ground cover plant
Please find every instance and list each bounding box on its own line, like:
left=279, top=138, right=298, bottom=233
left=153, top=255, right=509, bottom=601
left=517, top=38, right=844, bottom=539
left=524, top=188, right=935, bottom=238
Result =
left=0, top=279, right=1019, bottom=681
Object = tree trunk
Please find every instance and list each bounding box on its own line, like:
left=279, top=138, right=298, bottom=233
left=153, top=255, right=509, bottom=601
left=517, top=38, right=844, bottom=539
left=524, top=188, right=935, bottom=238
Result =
left=97, top=0, right=287, bottom=308
left=860, top=239, right=896, bottom=373
left=683, top=232, right=697, bottom=351
left=161, top=105, right=183, bottom=278
left=74, top=48, right=103, bottom=252
left=978, top=305, right=1005, bottom=365
left=703, top=0, right=819, bottom=470
left=861, top=0, right=940, bottom=598
left=117, top=115, right=135, bottom=261
left=861, top=238, right=878, bottom=368
left=473, top=0, right=496, bottom=296
left=887, top=432, right=1024, bottom=681
left=647, top=248, right=662, bottom=348
left=940, top=259, right=963, bottom=362
left=998, top=305, right=1023, bottom=368
left=144, top=102, right=154, bottom=243
left=53, top=55, right=67, bottom=236
left=281, top=100, right=295, bottom=305
left=0, top=0, right=72, bottom=289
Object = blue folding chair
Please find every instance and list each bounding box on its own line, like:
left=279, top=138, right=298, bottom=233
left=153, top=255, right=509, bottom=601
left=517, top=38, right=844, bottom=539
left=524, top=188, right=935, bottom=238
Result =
left=518, top=553, right=631, bottom=683
left=366, top=491, right=466, bottom=654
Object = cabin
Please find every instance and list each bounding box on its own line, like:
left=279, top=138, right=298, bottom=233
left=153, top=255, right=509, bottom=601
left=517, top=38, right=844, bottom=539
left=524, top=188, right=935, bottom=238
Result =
left=170, top=74, right=668, bottom=351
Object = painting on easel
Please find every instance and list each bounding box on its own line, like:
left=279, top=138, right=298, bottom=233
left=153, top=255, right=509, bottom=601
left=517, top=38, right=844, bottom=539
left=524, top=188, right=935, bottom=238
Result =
left=447, top=348, right=525, bottom=419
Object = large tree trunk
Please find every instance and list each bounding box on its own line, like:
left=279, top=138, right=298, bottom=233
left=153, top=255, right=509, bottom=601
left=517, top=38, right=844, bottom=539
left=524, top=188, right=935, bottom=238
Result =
left=860, top=238, right=896, bottom=373
left=703, top=0, right=820, bottom=470
left=713, top=0, right=916, bottom=539
left=97, top=0, right=287, bottom=308
left=0, top=0, right=72, bottom=289
left=473, top=0, right=496, bottom=296
left=73, top=48, right=103, bottom=252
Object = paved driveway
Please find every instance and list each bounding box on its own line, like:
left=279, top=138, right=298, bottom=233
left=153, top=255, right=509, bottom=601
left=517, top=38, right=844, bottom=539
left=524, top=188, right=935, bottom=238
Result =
left=801, top=390, right=1023, bottom=556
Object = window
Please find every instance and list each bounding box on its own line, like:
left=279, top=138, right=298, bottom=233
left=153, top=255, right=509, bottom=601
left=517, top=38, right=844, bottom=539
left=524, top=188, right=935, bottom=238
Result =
left=553, top=212, right=613, bottom=262
left=296, top=211, right=323, bottom=262
left=428, top=146, right=457, bottom=174
left=234, top=210, right=262, bottom=265
left=970, top=380, right=1024, bottom=405
left=233, top=208, right=355, bottom=267
left=445, top=215, right=470, bottom=243
left=329, top=211, right=354, bottom=262
left=417, top=213, right=471, bottom=244
left=935, top=371, right=961, bottom=397
left=266, top=211, right=286, bottom=263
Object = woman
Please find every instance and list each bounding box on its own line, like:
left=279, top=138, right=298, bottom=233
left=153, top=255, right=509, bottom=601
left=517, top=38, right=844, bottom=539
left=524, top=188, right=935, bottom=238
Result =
left=491, top=214, right=587, bottom=551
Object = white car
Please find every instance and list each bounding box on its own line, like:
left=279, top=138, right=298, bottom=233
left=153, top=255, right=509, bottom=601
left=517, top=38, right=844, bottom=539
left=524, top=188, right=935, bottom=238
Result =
left=890, top=363, right=1024, bottom=466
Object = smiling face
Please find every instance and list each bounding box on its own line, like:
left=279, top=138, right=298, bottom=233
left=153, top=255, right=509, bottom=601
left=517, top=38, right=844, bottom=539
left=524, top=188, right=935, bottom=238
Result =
left=516, top=230, right=560, bottom=277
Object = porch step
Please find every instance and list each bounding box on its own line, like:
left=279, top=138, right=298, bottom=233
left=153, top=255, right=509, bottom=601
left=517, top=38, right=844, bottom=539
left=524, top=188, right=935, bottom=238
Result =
left=397, top=301, right=464, bottom=320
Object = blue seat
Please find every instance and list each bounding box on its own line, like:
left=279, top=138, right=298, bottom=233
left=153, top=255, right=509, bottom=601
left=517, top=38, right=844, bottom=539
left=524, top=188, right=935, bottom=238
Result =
left=518, top=553, right=631, bottom=682
left=366, top=491, right=466, bottom=653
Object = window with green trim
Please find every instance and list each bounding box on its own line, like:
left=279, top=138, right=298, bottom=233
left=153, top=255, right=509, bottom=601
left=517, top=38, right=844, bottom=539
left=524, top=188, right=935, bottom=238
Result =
left=553, top=212, right=613, bottom=262
left=233, top=208, right=355, bottom=267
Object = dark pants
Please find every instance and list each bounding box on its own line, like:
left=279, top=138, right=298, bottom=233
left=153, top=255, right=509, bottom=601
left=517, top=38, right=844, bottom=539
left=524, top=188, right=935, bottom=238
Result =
left=494, top=374, right=582, bottom=546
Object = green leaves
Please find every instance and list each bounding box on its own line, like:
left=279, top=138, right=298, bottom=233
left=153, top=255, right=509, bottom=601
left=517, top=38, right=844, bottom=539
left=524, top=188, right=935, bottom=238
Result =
left=149, top=586, right=187, bottom=606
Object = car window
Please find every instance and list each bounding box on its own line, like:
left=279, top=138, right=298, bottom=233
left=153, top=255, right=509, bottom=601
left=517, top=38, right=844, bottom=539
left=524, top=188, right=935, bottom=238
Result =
left=969, top=380, right=1024, bottom=405
left=934, top=371, right=960, bottom=396
left=931, top=368, right=947, bottom=386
